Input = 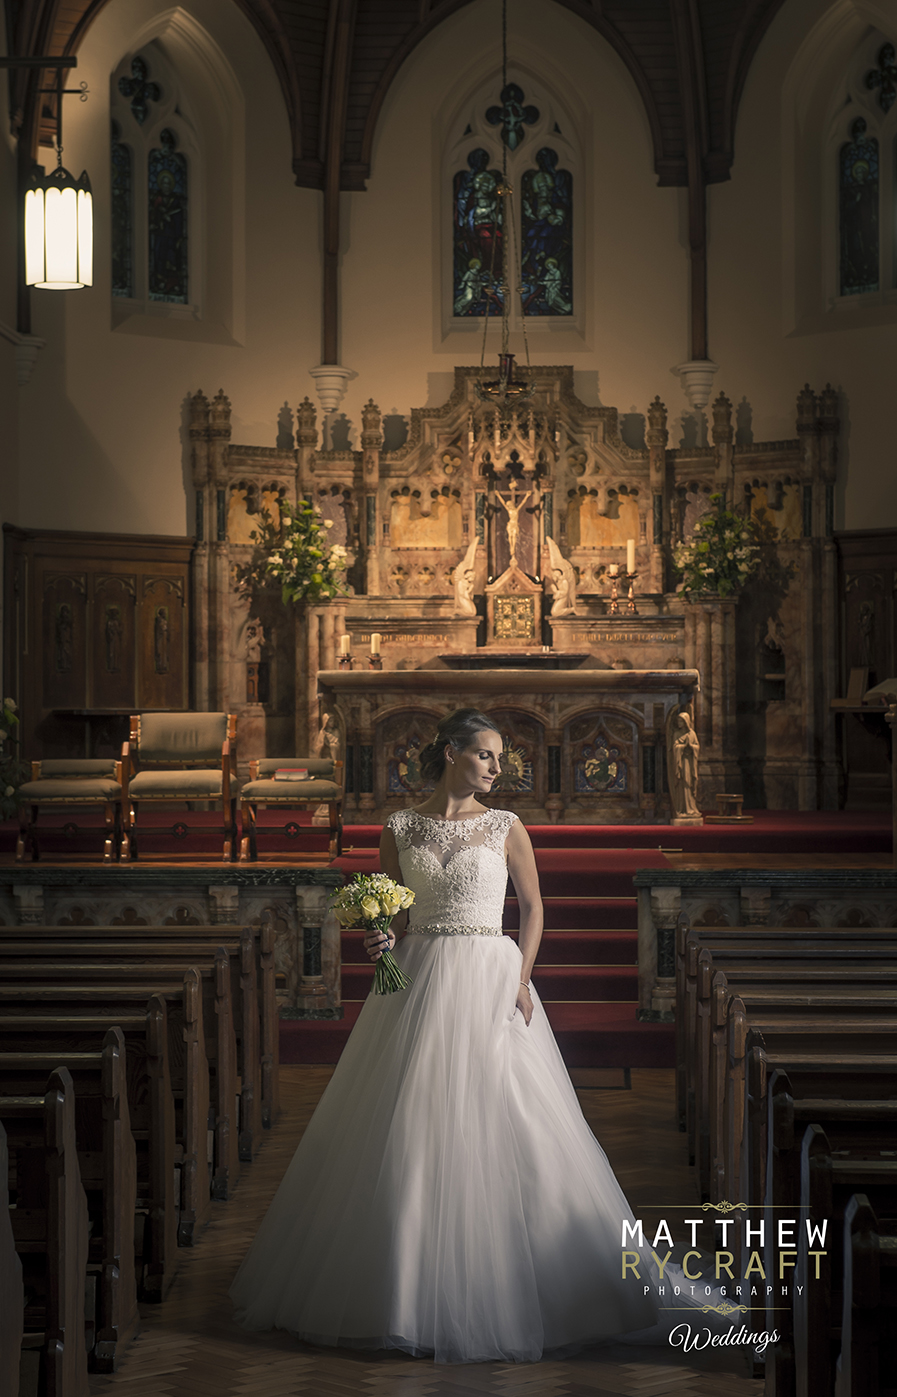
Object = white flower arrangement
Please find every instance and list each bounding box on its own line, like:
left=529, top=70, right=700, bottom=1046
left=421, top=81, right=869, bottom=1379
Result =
left=235, top=499, right=346, bottom=606
left=331, top=873, right=415, bottom=995
left=673, top=495, right=761, bottom=598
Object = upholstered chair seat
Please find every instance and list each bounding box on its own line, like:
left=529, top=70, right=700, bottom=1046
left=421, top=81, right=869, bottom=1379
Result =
left=240, top=757, right=343, bottom=862
left=17, top=759, right=123, bottom=862
left=122, top=712, right=238, bottom=861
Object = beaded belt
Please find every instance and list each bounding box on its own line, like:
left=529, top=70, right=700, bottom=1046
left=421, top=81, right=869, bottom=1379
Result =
left=411, top=924, right=503, bottom=938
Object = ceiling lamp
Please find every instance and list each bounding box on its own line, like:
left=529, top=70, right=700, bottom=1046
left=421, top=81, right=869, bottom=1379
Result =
left=475, top=0, right=532, bottom=414
left=0, top=57, right=94, bottom=290
left=25, top=162, right=92, bottom=290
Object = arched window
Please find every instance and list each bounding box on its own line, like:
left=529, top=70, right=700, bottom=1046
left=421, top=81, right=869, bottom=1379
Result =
left=839, top=117, right=879, bottom=296
left=828, top=36, right=897, bottom=307
left=447, top=74, right=578, bottom=327
left=148, top=129, right=188, bottom=303
left=110, top=48, right=198, bottom=319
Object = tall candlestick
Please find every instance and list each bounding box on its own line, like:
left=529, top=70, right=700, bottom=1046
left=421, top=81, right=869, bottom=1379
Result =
left=626, top=538, right=636, bottom=574
left=340, top=634, right=351, bottom=656
left=370, top=632, right=381, bottom=655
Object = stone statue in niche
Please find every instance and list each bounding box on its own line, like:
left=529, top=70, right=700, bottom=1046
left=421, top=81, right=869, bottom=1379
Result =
left=316, top=710, right=341, bottom=760
left=544, top=536, right=577, bottom=616
left=667, top=707, right=702, bottom=823
left=55, top=603, right=73, bottom=673
left=154, top=607, right=170, bottom=675
left=244, top=623, right=264, bottom=665
left=104, top=606, right=123, bottom=673
left=452, top=538, right=479, bottom=616
left=496, top=490, right=532, bottom=563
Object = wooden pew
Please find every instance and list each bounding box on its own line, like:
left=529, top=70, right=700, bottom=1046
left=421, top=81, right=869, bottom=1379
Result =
left=0, top=954, right=238, bottom=1201
left=0, top=1031, right=138, bottom=1373
left=838, top=1193, right=897, bottom=1397
left=0, top=1120, right=24, bottom=1397
left=1, top=1066, right=90, bottom=1397
left=0, top=976, right=207, bottom=1249
left=680, top=928, right=897, bottom=1154
left=706, top=968, right=897, bottom=1201
left=0, top=993, right=178, bottom=1302
left=0, top=923, right=279, bottom=1131
left=794, top=1125, right=897, bottom=1397
left=0, top=937, right=259, bottom=1163
left=675, top=920, right=897, bottom=1132
left=725, top=1005, right=897, bottom=1208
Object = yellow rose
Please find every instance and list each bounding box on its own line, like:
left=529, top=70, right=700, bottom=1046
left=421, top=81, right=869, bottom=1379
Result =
left=381, top=894, right=400, bottom=916
left=360, top=895, right=380, bottom=920
left=400, top=888, right=415, bottom=909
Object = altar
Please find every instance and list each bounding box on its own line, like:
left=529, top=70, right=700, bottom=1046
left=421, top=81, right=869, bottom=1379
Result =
left=318, top=666, right=700, bottom=824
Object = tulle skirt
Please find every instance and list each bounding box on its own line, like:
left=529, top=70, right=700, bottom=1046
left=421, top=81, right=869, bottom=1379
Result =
left=229, top=930, right=658, bottom=1363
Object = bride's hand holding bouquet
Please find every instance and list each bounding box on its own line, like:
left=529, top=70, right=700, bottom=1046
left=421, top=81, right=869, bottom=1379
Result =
left=331, top=873, right=415, bottom=995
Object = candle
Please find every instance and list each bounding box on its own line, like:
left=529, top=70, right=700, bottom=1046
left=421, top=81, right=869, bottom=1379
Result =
left=340, top=634, right=351, bottom=656
left=608, top=563, right=619, bottom=578
left=626, top=539, right=636, bottom=574
left=370, top=632, right=381, bottom=655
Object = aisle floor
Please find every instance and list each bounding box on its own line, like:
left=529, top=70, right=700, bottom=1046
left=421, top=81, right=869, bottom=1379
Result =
left=89, top=1067, right=763, bottom=1397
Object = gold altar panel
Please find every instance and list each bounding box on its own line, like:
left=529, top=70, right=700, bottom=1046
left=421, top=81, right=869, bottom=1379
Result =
left=389, top=491, right=463, bottom=548
left=227, top=483, right=257, bottom=545
left=567, top=490, right=639, bottom=548
left=489, top=710, right=544, bottom=807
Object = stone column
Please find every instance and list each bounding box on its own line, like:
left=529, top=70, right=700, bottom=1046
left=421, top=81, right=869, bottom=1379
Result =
left=295, top=395, right=317, bottom=500
left=209, top=389, right=233, bottom=712
left=189, top=391, right=212, bottom=711
left=646, top=395, right=668, bottom=594
left=689, top=594, right=738, bottom=800
left=711, top=391, right=734, bottom=504
left=361, top=399, right=382, bottom=596
left=637, top=884, right=679, bottom=1020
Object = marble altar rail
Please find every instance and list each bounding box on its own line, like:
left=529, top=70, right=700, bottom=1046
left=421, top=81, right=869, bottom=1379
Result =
left=319, top=667, right=700, bottom=824
left=633, top=866, right=897, bottom=1021
left=0, top=868, right=345, bottom=1020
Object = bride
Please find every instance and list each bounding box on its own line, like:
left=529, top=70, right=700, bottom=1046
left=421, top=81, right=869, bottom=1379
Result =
left=229, top=708, right=659, bottom=1362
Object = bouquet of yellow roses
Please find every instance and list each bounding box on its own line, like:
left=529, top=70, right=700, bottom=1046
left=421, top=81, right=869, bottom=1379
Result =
left=331, top=873, right=415, bottom=995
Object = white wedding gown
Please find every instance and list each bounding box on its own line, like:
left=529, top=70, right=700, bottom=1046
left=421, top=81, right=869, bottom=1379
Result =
left=229, top=807, right=659, bottom=1362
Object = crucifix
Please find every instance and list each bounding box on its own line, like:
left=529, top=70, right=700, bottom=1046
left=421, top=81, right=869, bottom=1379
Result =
left=495, top=490, right=532, bottom=566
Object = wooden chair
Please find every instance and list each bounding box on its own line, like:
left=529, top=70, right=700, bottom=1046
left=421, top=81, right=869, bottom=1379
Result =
left=16, top=759, right=123, bottom=863
left=121, top=712, right=238, bottom=861
left=239, top=757, right=343, bottom=862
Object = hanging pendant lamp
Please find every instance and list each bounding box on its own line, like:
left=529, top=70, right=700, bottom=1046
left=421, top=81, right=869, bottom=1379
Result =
left=25, top=158, right=93, bottom=290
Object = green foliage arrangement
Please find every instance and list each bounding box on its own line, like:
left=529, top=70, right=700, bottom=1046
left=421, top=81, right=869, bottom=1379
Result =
left=331, top=873, right=415, bottom=995
left=673, top=495, right=761, bottom=598
left=235, top=499, right=347, bottom=605
left=0, top=698, right=25, bottom=821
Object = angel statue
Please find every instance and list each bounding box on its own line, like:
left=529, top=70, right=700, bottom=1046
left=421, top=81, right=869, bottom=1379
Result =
left=544, top=536, right=578, bottom=617
left=451, top=537, right=480, bottom=617
left=666, top=707, right=702, bottom=822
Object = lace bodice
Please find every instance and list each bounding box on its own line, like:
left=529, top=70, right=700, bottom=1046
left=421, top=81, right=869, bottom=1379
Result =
left=387, top=807, right=517, bottom=932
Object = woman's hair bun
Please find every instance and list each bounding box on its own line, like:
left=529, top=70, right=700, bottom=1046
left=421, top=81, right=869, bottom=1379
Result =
left=419, top=708, right=501, bottom=783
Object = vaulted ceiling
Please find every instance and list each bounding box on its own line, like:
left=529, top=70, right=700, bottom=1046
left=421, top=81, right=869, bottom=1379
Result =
left=6, top=0, right=786, bottom=189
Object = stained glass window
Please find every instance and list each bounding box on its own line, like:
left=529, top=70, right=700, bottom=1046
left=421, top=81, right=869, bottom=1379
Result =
left=148, top=128, right=188, bottom=303
left=839, top=117, right=879, bottom=296
left=111, top=120, right=133, bottom=299
left=521, top=147, right=572, bottom=315
left=453, top=149, right=504, bottom=316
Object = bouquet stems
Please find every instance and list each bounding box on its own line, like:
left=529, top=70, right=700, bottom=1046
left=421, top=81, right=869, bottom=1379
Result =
left=368, top=920, right=412, bottom=995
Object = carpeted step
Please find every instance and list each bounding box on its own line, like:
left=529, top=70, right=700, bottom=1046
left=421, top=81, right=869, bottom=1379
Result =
left=531, top=965, right=638, bottom=1001
left=279, top=1001, right=674, bottom=1069
left=504, top=897, right=637, bottom=930
left=544, top=1003, right=676, bottom=1069
left=340, top=963, right=639, bottom=1002
left=340, top=926, right=638, bottom=965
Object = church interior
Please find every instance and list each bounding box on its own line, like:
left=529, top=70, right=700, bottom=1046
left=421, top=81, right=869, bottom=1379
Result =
left=2, top=0, right=897, bottom=1392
